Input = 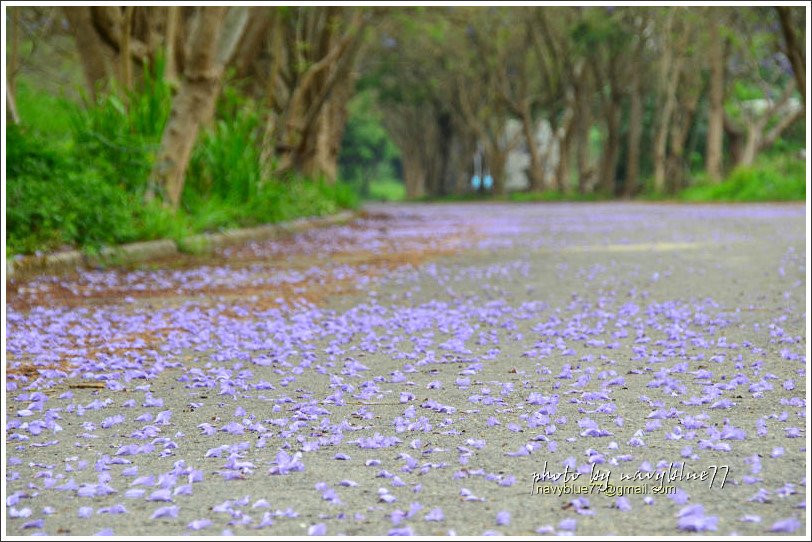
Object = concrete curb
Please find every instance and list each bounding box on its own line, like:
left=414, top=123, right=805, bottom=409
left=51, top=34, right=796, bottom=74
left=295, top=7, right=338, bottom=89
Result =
left=6, top=211, right=357, bottom=281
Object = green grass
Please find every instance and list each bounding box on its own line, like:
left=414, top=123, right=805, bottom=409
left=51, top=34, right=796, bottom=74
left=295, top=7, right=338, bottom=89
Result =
left=7, top=75, right=359, bottom=257
left=680, top=154, right=806, bottom=202
left=367, top=178, right=406, bottom=201
left=15, top=79, right=74, bottom=141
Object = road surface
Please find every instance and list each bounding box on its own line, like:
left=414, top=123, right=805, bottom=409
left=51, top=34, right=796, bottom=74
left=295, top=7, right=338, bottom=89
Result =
left=4, top=202, right=807, bottom=536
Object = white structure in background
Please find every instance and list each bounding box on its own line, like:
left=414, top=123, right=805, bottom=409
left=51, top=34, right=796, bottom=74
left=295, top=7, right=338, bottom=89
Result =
left=504, top=118, right=560, bottom=192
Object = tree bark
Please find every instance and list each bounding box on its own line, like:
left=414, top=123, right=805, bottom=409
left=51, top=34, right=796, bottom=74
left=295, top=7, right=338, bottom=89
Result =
left=625, top=66, right=643, bottom=197
left=164, top=7, right=181, bottom=87
left=574, top=78, right=593, bottom=194
left=733, top=81, right=802, bottom=168
left=275, top=9, right=366, bottom=182
left=598, top=93, right=622, bottom=194
left=705, top=17, right=725, bottom=182
left=120, top=6, right=134, bottom=94
left=63, top=7, right=114, bottom=100
left=403, top=151, right=427, bottom=199
left=653, top=56, right=682, bottom=193
left=551, top=86, right=577, bottom=194
left=667, top=84, right=701, bottom=191
left=520, top=103, right=546, bottom=191
left=152, top=78, right=222, bottom=206
left=556, top=125, right=573, bottom=194
left=739, top=128, right=760, bottom=168
left=776, top=7, right=806, bottom=110
left=9, top=8, right=19, bottom=100
left=148, top=7, right=249, bottom=209
left=486, top=142, right=508, bottom=196
left=7, top=84, right=20, bottom=125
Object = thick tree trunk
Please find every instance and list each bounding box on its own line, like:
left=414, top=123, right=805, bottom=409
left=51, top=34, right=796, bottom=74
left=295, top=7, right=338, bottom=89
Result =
left=120, top=7, right=134, bottom=93
left=552, top=91, right=577, bottom=194
left=520, top=105, right=545, bottom=191
left=731, top=81, right=802, bottom=168
left=486, top=143, right=508, bottom=196
left=705, top=18, right=725, bottom=182
left=403, top=156, right=427, bottom=199
left=625, top=70, right=643, bottom=198
left=164, top=7, right=181, bottom=87
left=653, top=13, right=683, bottom=194
left=299, top=80, right=352, bottom=182
left=556, top=128, right=572, bottom=194
left=275, top=10, right=364, bottom=182
left=739, top=128, right=759, bottom=168
left=9, top=8, right=19, bottom=100
left=152, top=78, right=221, bottom=206
left=667, top=84, right=702, bottom=191
left=63, top=7, right=114, bottom=100
left=571, top=69, right=593, bottom=194
left=653, top=73, right=679, bottom=193
left=776, top=7, right=806, bottom=110
left=598, top=95, right=621, bottom=195
left=148, top=7, right=249, bottom=209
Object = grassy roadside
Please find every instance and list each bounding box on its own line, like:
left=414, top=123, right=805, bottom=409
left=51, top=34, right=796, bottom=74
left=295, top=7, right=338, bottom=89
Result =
left=7, top=77, right=358, bottom=258
left=410, top=155, right=806, bottom=205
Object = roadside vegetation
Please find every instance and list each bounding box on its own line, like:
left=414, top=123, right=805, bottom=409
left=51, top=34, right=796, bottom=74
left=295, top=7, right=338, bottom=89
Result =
left=5, top=6, right=805, bottom=256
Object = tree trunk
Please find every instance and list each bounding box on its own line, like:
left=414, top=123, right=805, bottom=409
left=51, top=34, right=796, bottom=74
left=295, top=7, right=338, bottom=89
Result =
left=152, top=78, right=222, bottom=206
left=9, top=8, right=19, bottom=100
left=556, top=127, right=572, bottom=194
left=300, top=77, right=353, bottom=182
left=148, top=7, right=249, bottom=209
left=63, top=7, right=114, bottom=100
left=739, top=128, right=759, bottom=167
left=667, top=94, right=700, bottom=192
left=521, top=104, right=545, bottom=191
left=275, top=10, right=365, bottom=181
left=120, top=6, right=134, bottom=94
left=486, top=142, right=508, bottom=196
left=653, top=61, right=681, bottom=193
left=731, top=81, right=802, bottom=168
left=551, top=89, right=577, bottom=194
left=625, top=69, right=643, bottom=198
left=403, top=155, right=427, bottom=199
left=7, top=84, right=20, bottom=125
left=164, top=7, right=181, bottom=87
left=575, top=100, right=592, bottom=194
left=598, top=94, right=621, bottom=194
left=776, top=7, right=806, bottom=110
left=705, top=18, right=725, bottom=182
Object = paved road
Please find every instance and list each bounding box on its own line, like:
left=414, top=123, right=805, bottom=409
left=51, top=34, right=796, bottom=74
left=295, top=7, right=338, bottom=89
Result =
left=4, top=202, right=808, bottom=536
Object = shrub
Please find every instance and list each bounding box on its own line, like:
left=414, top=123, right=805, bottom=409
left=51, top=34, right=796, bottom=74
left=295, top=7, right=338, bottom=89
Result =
left=681, top=155, right=806, bottom=202
left=186, top=90, right=263, bottom=203
left=69, top=59, right=171, bottom=194
left=7, top=125, right=138, bottom=254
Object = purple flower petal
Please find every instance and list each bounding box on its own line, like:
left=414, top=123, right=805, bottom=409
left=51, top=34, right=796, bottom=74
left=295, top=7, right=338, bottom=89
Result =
left=147, top=488, right=173, bottom=502
left=614, top=497, right=632, bottom=511
left=769, top=518, right=800, bottom=533
left=424, top=508, right=445, bottom=522
left=150, top=505, right=179, bottom=519
left=187, top=519, right=213, bottom=531
left=22, top=518, right=44, bottom=530
left=496, top=511, right=511, bottom=526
